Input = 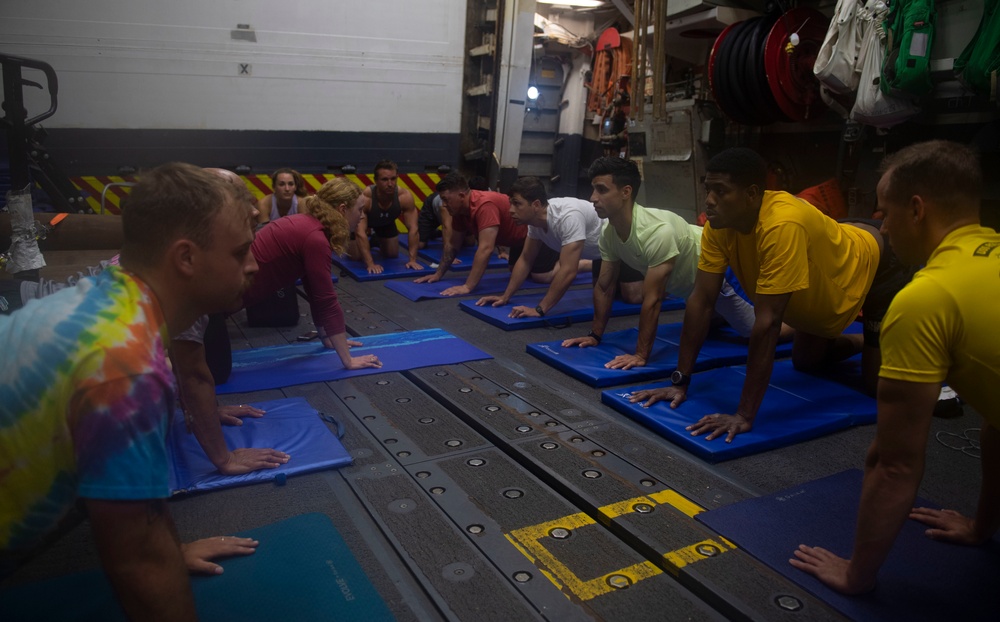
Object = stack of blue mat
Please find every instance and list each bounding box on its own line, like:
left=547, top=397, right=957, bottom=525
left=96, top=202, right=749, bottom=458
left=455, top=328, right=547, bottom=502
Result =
left=527, top=322, right=794, bottom=387
left=459, top=288, right=685, bottom=330
left=601, top=357, right=876, bottom=461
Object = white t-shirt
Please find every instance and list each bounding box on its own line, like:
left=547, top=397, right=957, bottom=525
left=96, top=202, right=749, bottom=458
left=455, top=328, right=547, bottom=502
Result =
left=527, top=197, right=604, bottom=260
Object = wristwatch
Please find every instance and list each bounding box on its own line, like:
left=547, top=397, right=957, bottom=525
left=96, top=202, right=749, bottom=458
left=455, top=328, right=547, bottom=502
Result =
left=535, top=305, right=546, bottom=317
left=670, top=370, right=690, bottom=387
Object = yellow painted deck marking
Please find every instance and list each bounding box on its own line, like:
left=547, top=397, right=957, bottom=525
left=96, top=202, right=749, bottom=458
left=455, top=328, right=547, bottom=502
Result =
left=648, top=489, right=704, bottom=518
left=504, top=487, right=736, bottom=599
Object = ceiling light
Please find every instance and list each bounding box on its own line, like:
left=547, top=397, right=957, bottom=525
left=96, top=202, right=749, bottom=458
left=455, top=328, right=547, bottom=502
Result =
left=537, top=0, right=605, bottom=7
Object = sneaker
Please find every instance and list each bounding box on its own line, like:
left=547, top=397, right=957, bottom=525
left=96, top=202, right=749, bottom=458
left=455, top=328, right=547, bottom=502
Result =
left=933, top=385, right=964, bottom=419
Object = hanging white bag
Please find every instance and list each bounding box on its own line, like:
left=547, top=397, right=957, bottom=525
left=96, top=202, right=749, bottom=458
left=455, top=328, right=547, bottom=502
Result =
left=850, top=0, right=921, bottom=128
left=814, top=0, right=863, bottom=93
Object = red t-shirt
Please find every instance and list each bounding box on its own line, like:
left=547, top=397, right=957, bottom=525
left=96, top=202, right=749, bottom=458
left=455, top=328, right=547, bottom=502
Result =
left=453, top=190, right=526, bottom=246
left=244, top=214, right=345, bottom=337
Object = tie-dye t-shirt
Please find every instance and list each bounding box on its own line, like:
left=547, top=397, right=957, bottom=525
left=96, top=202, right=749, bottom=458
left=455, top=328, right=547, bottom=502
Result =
left=0, top=266, right=175, bottom=552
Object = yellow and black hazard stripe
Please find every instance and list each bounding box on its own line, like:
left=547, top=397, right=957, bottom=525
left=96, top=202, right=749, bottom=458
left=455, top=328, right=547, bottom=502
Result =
left=70, top=173, right=443, bottom=216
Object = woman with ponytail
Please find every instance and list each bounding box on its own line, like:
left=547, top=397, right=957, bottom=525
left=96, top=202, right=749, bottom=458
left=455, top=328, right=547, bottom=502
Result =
left=244, top=177, right=383, bottom=370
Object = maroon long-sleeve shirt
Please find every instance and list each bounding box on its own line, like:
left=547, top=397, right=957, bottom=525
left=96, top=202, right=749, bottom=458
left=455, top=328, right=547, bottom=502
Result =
left=244, top=214, right=345, bottom=338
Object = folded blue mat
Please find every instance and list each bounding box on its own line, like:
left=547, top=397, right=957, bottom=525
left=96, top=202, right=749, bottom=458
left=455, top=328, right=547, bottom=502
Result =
left=527, top=322, right=794, bottom=387
left=600, top=357, right=876, bottom=462
left=0, top=513, right=394, bottom=622
left=331, top=252, right=436, bottom=282
left=530, top=322, right=863, bottom=388
left=459, top=288, right=686, bottom=331
left=697, top=470, right=1000, bottom=621
left=416, top=239, right=509, bottom=270
left=167, top=397, right=352, bottom=495
left=216, top=328, right=492, bottom=394
left=385, top=271, right=593, bottom=301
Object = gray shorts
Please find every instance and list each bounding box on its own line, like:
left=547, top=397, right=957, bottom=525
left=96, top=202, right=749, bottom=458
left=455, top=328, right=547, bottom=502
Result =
left=712, top=279, right=755, bottom=338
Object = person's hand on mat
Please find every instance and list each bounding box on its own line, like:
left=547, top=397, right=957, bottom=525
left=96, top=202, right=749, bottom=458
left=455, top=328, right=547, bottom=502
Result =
left=562, top=335, right=600, bottom=348
left=606, top=353, right=646, bottom=370
left=405, top=259, right=424, bottom=270
left=789, top=545, right=875, bottom=595
left=346, top=353, right=383, bottom=370
left=182, top=536, right=259, bottom=576
left=687, top=413, right=752, bottom=442
left=910, top=507, right=985, bottom=545
left=414, top=273, right=441, bottom=284
left=629, top=386, right=686, bottom=408
left=347, top=339, right=363, bottom=347
left=366, top=263, right=384, bottom=275
left=220, top=448, right=290, bottom=475
left=509, top=305, right=540, bottom=318
left=217, top=403, right=266, bottom=426
left=476, top=295, right=508, bottom=307
left=440, top=284, right=471, bottom=297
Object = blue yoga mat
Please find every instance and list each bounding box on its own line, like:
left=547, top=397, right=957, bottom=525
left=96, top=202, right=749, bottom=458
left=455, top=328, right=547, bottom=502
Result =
left=167, top=397, right=352, bottom=495
left=527, top=323, right=794, bottom=387
left=459, top=288, right=686, bottom=331
left=216, top=328, right=492, bottom=394
left=416, top=239, right=509, bottom=270
left=697, top=470, right=1000, bottom=621
left=332, top=252, right=436, bottom=282
left=0, top=513, right=395, bottom=622
left=384, top=271, right=593, bottom=301
left=600, top=358, right=876, bottom=462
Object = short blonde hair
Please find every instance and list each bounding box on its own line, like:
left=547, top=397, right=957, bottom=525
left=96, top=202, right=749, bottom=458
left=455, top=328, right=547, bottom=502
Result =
left=301, top=177, right=361, bottom=254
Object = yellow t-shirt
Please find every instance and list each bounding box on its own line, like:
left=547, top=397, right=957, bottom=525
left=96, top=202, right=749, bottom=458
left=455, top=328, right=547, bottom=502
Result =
left=699, top=191, right=879, bottom=338
left=879, top=225, right=1000, bottom=427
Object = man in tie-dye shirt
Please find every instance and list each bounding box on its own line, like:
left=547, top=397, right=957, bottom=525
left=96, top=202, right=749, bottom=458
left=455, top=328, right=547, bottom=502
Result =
left=1, top=163, right=259, bottom=619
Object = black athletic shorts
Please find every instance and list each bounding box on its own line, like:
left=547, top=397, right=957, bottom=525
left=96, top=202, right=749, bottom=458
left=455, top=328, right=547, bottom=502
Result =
left=507, top=241, right=560, bottom=274
left=841, top=218, right=918, bottom=347
left=418, top=196, right=442, bottom=242
left=590, top=257, right=644, bottom=284
left=370, top=223, right=399, bottom=240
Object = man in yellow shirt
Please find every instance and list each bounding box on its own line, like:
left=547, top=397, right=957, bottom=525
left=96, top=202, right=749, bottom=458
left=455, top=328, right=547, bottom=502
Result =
left=632, top=148, right=912, bottom=441
left=791, top=140, right=1000, bottom=593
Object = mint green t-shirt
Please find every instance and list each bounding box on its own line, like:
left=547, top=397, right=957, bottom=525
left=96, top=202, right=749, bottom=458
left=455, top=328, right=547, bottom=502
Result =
left=598, top=203, right=703, bottom=298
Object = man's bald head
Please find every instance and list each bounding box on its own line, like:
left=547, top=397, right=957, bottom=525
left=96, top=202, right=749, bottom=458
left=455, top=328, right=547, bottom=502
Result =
left=205, top=168, right=258, bottom=219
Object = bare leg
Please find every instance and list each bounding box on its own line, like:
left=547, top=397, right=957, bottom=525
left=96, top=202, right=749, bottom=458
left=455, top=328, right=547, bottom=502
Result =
left=619, top=281, right=643, bottom=305
left=346, top=239, right=363, bottom=261
left=528, top=268, right=556, bottom=284
left=380, top=237, right=400, bottom=259
left=792, top=330, right=863, bottom=372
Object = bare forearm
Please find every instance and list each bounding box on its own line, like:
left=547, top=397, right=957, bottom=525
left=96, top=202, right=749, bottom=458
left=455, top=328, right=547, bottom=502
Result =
left=634, top=295, right=664, bottom=360
left=590, top=280, right=615, bottom=335
left=537, top=265, right=577, bottom=313
left=676, top=294, right=713, bottom=374
left=358, top=233, right=375, bottom=266
left=173, top=343, right=228, bottom=469
left=848, top=455, right=923, bottom=586
left=183, top=375, right=230, bottom=468
left=90, top=500, right=196, bottom=622
left=323, top=332, right=355, bottom=367
left=463, top=248, right=493, bottom=291
left=734, top=321, right=782, bottom=422
left=408, top=229, right=420, bottom=263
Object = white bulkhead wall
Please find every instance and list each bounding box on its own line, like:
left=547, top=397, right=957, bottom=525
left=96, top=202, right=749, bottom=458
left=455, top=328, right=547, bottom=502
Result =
left=0, top=0, right=467, bottom=134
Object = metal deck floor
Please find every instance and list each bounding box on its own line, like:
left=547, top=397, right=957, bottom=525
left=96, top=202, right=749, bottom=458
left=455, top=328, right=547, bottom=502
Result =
left=4, top=268, right=985, bottom=621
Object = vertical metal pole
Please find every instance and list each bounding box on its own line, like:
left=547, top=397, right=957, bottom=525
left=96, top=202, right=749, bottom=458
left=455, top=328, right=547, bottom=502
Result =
left=1, top=62, right=31, bottom=191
